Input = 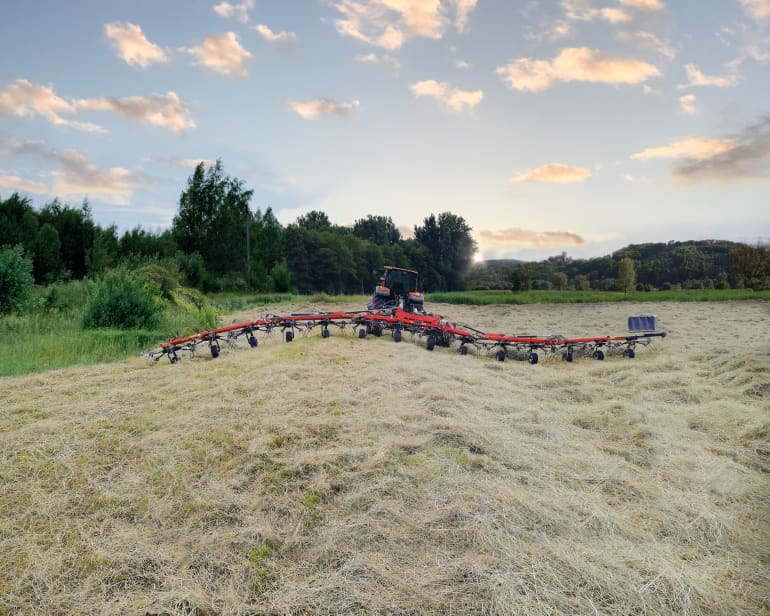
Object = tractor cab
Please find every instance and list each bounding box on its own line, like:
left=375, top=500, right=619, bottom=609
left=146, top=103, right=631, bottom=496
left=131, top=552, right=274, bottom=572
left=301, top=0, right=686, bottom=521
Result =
left=367, top=266, right=425, bottom=312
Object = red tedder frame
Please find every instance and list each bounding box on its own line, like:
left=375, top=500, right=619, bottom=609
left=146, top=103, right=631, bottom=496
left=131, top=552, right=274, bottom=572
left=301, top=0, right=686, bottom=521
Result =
left=145, top=306, right=665, bottom=365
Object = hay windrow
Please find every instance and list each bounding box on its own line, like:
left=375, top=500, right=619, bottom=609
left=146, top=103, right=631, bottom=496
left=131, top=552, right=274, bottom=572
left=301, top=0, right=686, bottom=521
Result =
left=1, top=301, right=768, bottom=615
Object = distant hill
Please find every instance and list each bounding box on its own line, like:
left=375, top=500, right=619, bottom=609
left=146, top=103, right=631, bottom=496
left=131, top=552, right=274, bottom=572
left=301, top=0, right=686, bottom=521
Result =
left=466, top=240, right=743, bottom=291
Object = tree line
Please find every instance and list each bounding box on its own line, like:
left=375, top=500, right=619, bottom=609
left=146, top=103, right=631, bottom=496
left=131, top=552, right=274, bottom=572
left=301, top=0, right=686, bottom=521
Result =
left=469, top=240, right=769, bottom=292
left=0, top=161, right=477, bottom=301
left=2, top=160, right=767, bottom=314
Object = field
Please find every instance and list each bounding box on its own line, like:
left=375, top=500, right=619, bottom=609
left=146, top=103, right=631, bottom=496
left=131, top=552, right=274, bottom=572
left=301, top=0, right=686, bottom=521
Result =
left=1, top=300, right=768, bottom=615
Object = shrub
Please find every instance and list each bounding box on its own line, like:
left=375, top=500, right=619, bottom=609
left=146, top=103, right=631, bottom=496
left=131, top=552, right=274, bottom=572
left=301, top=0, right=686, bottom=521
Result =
left=0, top=245, right=34, bottom=314
left=82, top=268, right=163, bottom=329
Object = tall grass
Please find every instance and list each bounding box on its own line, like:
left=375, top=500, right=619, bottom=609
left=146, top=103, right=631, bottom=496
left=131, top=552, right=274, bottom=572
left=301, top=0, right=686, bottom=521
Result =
left=0, top=283, right=208, bottom=377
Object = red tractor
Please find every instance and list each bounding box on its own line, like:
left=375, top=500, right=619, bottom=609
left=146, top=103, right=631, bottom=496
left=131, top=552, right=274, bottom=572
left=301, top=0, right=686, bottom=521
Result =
left=367, top=266, right=425, bottom=312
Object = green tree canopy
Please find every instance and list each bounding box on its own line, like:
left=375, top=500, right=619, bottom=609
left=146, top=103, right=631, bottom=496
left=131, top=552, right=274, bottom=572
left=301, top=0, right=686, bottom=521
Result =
left=172, top=160, right=254, bottom=279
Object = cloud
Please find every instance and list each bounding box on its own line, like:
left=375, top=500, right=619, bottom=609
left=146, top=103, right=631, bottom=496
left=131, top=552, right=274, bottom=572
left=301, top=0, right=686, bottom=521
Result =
left=213, top=0, right=254, bottom=23
left=330, top=0, right=478, bottom=50
left=496, top=47, right=660, bottom=92
left=452, top=0, right=478, bottom=32
left=739, top=0, right=770, bottom=20
left=104, top=22, right=168, bottom=68
left=477, top=228, right=586, bottom=248
left=253, top=24, right=297, bottom=51
left=0, top=172, right=48, bottom=194
left=679, top=93, right=696, bottom=115
left=671, top=118, right=770, bottom=181
left=186, top=32, right=251, bottom=77
left=355, top=52, right=401, bottom=73
left=562, top=1, right=631, bottom=23
left=0, top=79, right=105, bottom=133
left=526, top=20, right=574, bottom=43
left=171, top=158, right=216, bottom=169
left=634, top=119, right=770, bottom=182
left=680, top=63, right=738, bottom=88
left=75, top=92, right=195, bottom=134
left=454, top=58, right=471, bottom=69
left=1, top=138, right=147, bottom=204
left=510, top=163, right=591, bottom=183
left=409, top=79, right=483, bottom=112
left=616, top=30, right=676, bottom=60
left=286, top=98, right=361, bottom=119
left=618, top=0, right=664, bottom=11
left=631, top=137, right=736, bottom=160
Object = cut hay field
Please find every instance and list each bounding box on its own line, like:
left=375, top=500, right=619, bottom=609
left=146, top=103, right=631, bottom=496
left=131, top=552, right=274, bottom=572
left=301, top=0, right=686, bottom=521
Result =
left=1, top=301, right=768, bottom=615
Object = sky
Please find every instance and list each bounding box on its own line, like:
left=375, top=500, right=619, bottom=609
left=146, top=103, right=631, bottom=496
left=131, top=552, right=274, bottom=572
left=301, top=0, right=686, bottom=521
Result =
left=0, top=0, right=768, bottom=261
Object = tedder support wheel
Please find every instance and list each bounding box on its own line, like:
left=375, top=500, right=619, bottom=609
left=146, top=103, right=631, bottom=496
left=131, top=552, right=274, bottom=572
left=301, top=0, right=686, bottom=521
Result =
left=322, top=328, right=330, bottom=338
left=623, top=348, right=635, bottom=359
left=529, top=352, right=538, bottom=364
left=459, top=345, right=469, bottom=356
left=210, top=343, right=220, bottom=358
left=248, top=335, right=258, bottom=348
left=426, top=335, right=436, bottom=351
left=285, top=331, right=294, bottom=343
left=358, top=328, right=366, bottom=339
left=496, top=349, right=506, bottom=362
left=393, top=329, right=402, bottom=342
left=593, top=350, right=605, bottom=361
left=562, top=352, right=573, bottom=362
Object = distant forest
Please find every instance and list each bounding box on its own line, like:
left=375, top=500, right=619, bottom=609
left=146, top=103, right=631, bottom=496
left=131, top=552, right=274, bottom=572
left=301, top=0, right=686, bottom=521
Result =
left=469, top=239, right=769, bottom=292
left=1, top=160, right=768, bottom=297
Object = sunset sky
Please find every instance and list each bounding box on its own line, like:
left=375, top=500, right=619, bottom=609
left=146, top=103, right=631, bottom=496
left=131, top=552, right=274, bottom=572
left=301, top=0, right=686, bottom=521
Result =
left=1, top=0, right=768, bottom=260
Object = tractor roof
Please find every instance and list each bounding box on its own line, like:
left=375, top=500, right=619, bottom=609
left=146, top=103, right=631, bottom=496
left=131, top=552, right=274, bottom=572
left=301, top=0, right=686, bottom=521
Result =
left=383, top=266, right=418, bottom=275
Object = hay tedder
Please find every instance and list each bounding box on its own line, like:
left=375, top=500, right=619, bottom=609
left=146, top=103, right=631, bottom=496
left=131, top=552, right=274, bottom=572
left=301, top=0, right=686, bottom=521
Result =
left=144, top=267, right=666, bottom=365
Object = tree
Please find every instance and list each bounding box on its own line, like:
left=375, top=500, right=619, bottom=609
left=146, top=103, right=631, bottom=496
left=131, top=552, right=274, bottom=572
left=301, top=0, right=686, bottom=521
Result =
left=119, top=227, right=177, bottom=259
left=729, top=243, right=769, bottom=290
left=295, top=210, right=331, bottom=231
left=86, top=225, right=119, bottom=275
left=353, top=215, right=401, bottom=245
left=172, top=160, right=254, bottom=280
left=414, top=212, right=476, bottom=291
left=511, top=263, right=533, bottom=291
left=38, top=199, right=95, bottom=279
left=33, top=223, right=63, bottom=283
left=0, top=245, right=34, bottom=314
left=573, top=274, right=590, bottom=291
left=617, top=257, right=637, bottom=296
left=551, top=271, right=568, bottom=290
left=0, top=193, right=39, bottom=254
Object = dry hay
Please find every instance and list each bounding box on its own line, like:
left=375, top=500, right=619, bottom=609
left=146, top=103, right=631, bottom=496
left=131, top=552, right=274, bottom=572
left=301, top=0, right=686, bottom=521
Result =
left=1, top=300, right=768, bottom=615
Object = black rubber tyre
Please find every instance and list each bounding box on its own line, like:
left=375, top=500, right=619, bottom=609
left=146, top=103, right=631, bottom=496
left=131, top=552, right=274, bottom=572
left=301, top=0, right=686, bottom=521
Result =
left=248, top=335, right=258, bottom=348
left=170, top=355, right=180, bottom=364
left=562, top=352, right=573, bottom=362
left=529, top=352, right=538, bottom=365
left=358, top=328, right=366, bottom=339
left=210, top=343, right=220, bottom=358
left=393, top=329, right=402, bottom=342
left=593, top=350, right=605, bottom=361
left=322, top=328, right=330, bottom=338
left=623, top=348, right=635, bottom=359
left=373, top=325, right=383, bottom=337
left=426, top=335, right=436, bottom=351
left=285, top=331, right=294, bottom=343
left=496, top=349, right=506, bottom=362
left=459, top=345, right=469, bottom=356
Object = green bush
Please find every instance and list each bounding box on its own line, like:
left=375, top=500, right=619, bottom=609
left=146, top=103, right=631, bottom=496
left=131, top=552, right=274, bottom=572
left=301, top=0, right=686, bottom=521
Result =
left=0, top=245, right=34, bottom=314
left=82, top=268, right=163, bottom=329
